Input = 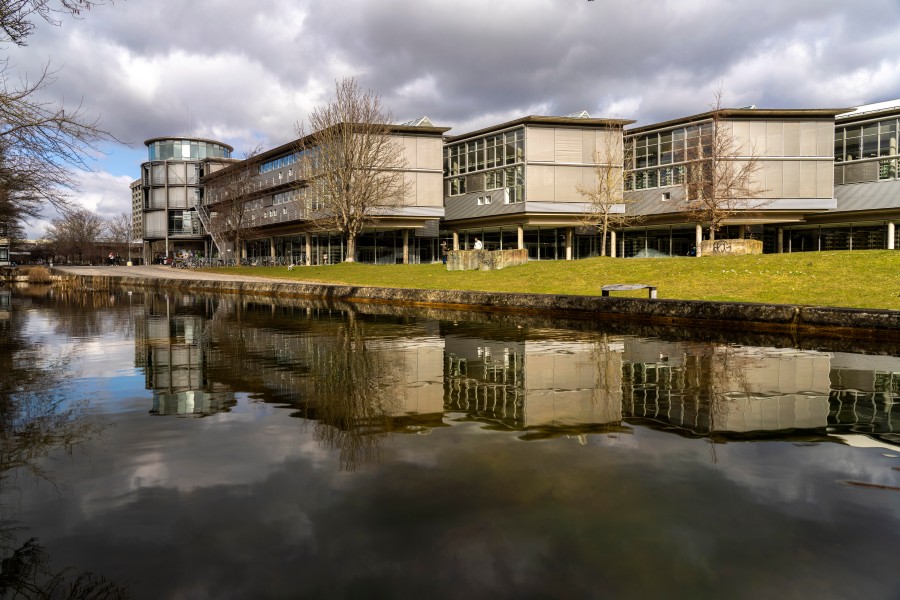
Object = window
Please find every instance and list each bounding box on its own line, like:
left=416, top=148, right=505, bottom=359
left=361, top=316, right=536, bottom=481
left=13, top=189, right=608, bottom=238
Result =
left=661, top=191, right=671, bottom=201
left=477, top=195, right=492, bottom=206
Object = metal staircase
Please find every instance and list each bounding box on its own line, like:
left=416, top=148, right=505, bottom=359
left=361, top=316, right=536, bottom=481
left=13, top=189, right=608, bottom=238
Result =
left=194, top=201, right=226, bottom=258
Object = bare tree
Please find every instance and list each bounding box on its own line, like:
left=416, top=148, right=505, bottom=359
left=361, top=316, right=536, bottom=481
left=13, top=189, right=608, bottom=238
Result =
left=577, top=140, right=642, bottom=256
left=205, top=146, right=263, bottom=261
left=682, top=89, right=768, bottom=243
left=0, top=0, right=107, bottom=46
left=44, top=207, right=105, bottom=263
left=0, top=0, right=117, bottom=247
left=106, top=210, right=132, bottom=263
left=294, top=77, right=410, bottom=262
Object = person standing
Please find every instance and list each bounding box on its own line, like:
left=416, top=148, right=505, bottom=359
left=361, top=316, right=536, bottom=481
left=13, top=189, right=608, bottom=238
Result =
left=440, top=241, right=448, bottom=264
left=473, top=238, right=483, bottom=250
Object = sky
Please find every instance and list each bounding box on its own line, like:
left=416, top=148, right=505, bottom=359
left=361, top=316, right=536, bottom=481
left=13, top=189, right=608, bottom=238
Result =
left=9, top=0, right=900, bottom=237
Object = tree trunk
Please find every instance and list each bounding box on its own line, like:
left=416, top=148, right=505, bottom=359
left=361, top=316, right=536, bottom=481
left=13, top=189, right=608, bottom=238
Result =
left=600, top=220, right=609, bottom=257
left=345, top=234, right=356, bottom=262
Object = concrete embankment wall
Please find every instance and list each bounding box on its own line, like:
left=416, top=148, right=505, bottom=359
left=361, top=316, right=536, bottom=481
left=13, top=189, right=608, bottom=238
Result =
left=55, top=271, right=900, bottom=341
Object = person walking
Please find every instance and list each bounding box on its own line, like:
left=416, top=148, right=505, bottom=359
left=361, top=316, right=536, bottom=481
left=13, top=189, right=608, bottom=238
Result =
left=440, top=241, right=448, bottom=264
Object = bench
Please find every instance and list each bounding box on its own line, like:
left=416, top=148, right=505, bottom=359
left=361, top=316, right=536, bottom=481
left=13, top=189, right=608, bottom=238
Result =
left=601, top=283, right=657, bottom=299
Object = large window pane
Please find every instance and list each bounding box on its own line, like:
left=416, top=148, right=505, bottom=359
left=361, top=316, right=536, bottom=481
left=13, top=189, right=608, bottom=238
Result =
left=844, top=127, right=860, bottom=161
left=862, top=124, right=878, bottom=158
left=879, top=120, right=897, bottom=157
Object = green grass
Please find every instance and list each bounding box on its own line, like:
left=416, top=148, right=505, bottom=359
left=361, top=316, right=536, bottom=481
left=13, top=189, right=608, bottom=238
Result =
left=207, top=250, right=900, bottom=310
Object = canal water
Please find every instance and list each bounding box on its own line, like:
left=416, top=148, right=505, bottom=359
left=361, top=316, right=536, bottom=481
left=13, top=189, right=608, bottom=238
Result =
left=1, top=286, right=898, bottom=599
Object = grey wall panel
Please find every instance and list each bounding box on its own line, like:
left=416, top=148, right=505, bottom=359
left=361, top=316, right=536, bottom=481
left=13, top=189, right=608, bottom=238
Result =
left=444, top=193, right=526, bottom=221
left=845, top=161, right=879, bottom=184
left=835, top=178, right=900, bottom=212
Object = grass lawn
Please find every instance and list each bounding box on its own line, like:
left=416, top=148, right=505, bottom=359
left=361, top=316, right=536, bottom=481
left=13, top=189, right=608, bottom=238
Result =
left=207, top=250, right=900, bottom=310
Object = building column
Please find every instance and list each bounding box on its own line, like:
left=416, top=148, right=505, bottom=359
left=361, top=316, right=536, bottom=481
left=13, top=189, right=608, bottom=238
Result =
left=402, top=229, right=409, bottom=264
left=609, top=231, right=616, bottom=258
left=777, top=228, right=784, bottom=253
left=452, top=231, right=459, bottom=251
left=305, top=233, right=312, bottom=266
left=517, top=225, right=524, bottom=250
left=565, top=228, right=573, bottom=260
left=738, top=225, right=746, bottom=239
left=270, top=237, right=276, bottom=261
left=695, top=225, right=703, bottom=257
left=888, top=221, right=896, bottom=250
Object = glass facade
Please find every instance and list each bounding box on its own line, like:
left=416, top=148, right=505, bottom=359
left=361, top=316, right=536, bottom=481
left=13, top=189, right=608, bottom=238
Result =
left=835, top=116, right=900, bottom=181
left=625, top=123, right=712, bottom=191
left=444, top=128, right=525, bottom=203
left=148, top=139, right=231, bottom=161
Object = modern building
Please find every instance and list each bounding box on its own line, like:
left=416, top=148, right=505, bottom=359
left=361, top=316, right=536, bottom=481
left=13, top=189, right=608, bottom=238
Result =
left=620, top=107, right=850, bottom=256
left=134, top=100, right=900, bottom=263
left=794, top=99, right=900, bottom=252
left=137, top=136, right=234, bottom=264
left=199, top=118, right=449, bottom=264
left=441, top=113, right=633, bottom=259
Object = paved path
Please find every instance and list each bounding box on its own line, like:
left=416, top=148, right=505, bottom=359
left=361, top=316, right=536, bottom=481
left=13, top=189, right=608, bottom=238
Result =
left=51, top=264, right=310, bottom=284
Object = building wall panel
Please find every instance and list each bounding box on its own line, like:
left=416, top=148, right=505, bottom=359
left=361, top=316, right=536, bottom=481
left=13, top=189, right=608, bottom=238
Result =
left=766, top=122, right=784, bottom=157
left=783, top=160, right=801, bottom=197
left=764, top=161, right=783, bottom=198
left=526, top=128, right=555, bottom=162
left=784, top=122, right=801, bottom=156
left=417, top=137, right=442, bottom=170
left=749, top=121, right=767, bottom=156
left=554, top=166, right=583, bottom=202
left=555, top=129, right=582, bottom=163
left=800, top=122, right=818, bottom=156
left=817, top=162, right=833, bottom=198
left=527, top=164, right=555, bottom=201
left=799, top=161, right=817, bottom=197
left=817, top=122, right=833, bottom=157
left=417, top=173, right=443, bottom=207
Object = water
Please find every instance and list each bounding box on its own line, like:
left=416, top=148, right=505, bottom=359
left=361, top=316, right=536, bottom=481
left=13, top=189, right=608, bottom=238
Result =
left=1, top=286, right=899, bottom=599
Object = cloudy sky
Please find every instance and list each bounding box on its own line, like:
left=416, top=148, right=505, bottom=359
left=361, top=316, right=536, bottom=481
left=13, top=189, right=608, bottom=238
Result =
left=10, top=0, right=900, bottom=237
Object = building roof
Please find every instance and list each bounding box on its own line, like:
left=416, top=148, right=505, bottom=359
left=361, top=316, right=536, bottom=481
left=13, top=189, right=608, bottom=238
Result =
left=444, top=115, right=635, bottom=143
left=626, top=107, right=853, bottom=136
left=143, top=136, right=235, bottom=151
left=836, top=98, right=900, bottom=122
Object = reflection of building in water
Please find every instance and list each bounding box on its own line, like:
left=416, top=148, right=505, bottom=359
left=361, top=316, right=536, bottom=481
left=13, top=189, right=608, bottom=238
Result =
left=443, top=326, right=623, bottom=431
left=622, top=339, right=893, bottom=437
left=134, top=295, right=235, bottom=416
left=829, top=352, right=899, bottom=444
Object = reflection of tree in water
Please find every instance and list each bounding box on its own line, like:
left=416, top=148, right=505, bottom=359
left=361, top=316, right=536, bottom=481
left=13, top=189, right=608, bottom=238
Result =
left=305, top=313, right=404, bottom=471
left=0, top=538, right=128, bottom=599
left=0, top=292, right=128, bottom=599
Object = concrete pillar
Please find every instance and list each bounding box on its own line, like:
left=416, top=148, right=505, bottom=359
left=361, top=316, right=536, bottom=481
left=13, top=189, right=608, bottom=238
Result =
left=610, top=231, right=616, bottom=258
left=695, top=225, right=703, bottom=257
left=270, top=237, right=276, bottom=260
left=402, top=229, right=409, bottom=264
left=565, top=228, right=573, bottom=260
left=738, top=225, right=746, bottom=239
left=888, top=221, right=895, bottom=250
left=452, top=231, right=459, bottom=251
left=305, top=233, right=311, bottom=266
left=517, top=225, right=524, bottom=250
left=777, top=228, right=784, bottom=253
